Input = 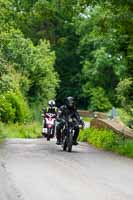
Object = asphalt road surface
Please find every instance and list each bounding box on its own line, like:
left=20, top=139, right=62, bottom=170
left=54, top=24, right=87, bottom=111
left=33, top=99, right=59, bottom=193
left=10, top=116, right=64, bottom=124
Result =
left=0, top=138, right=133, bottom=200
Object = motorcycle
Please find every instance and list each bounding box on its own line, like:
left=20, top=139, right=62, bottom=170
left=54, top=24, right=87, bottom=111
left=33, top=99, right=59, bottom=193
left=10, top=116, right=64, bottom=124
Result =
left=42, top=113, right=56, bottom=141
left=61, top=117, right=83, bottom=152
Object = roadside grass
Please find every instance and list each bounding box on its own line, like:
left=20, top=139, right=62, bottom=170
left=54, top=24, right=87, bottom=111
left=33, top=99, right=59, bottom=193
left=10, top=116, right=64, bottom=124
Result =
left=117, top=108, right=133, bottom=128
left=0, top=122, right=6, bottom=143
left=0, top=122, right=42, bottom=139
left=79, top=127, right=133, bottom=158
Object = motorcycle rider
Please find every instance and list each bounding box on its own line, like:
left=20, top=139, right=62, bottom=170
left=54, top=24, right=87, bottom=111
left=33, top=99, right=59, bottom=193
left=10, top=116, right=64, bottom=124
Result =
left=42, top=100, right=58, bottom=137
left=56, top=96, right=84, bottom=145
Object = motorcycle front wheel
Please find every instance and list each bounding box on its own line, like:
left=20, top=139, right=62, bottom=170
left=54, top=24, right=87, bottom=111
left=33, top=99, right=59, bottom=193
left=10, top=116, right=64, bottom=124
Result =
left=47, top=128, right=51, bottom=141
left=62, top=135, right=67, bottom=151
left=67, top=133, right=73, bottom=152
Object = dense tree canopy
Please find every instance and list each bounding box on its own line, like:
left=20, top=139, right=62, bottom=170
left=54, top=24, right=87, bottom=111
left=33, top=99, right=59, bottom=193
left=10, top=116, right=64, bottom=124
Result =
left=0, top=0, right=133, bottom=122
left=0, top=0, right=59, bottom=122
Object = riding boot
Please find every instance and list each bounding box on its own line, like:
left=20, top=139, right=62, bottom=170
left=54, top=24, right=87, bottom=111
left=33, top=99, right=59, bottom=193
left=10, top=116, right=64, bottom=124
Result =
left=73, top=127, right=79, bottom=145
left=56, top=128, right=62, bottom=145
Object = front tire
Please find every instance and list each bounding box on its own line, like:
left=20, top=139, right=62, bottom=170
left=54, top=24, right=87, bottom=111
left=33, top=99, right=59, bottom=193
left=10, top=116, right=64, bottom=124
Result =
left=47, top=128, right=51, bottom=141
left=67, top=133, right=73, bottom=152
left=62, top=136, right=67, bottom=151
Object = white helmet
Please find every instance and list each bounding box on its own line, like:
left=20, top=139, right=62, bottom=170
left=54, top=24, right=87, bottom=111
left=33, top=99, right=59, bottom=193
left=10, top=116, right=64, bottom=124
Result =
left=48, top=100, right=55, bottom=107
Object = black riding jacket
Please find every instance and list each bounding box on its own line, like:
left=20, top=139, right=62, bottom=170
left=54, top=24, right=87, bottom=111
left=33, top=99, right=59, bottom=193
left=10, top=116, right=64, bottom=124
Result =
left=58, top=105, right=81, bottom=123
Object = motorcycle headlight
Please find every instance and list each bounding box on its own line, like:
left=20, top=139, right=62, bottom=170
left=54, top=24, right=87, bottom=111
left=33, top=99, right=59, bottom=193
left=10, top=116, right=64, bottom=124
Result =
left=79, top=124, right=82, bottom=129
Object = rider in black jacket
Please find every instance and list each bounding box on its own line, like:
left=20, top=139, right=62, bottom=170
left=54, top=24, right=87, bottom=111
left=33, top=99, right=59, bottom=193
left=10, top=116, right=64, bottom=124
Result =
left=56, top=96, right=84, bottom=145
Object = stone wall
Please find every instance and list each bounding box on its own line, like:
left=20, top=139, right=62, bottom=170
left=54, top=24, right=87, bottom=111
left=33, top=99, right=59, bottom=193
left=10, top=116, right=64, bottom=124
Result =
left=90, top=118, right=133, bottom=139
left=78, top=110, right=93, bottom=117
left=78, top=110, right=107, bottom=119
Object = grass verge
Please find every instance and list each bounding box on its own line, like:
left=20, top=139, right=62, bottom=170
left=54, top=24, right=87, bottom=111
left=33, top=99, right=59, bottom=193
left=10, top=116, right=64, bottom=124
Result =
left=117, top=108, right=133, bottom=128
left=0, top=122, right=7, bottom=142
left=79, top=127, right=133, bottom=158
left=0, top=122, right=42, bottom=139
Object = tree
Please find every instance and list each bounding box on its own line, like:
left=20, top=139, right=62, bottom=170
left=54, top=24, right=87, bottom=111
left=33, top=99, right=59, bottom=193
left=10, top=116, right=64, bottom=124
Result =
left=10, top=0, right=88, bottom=106
left=74, top=1, right=132, bottom=109
left=0, top=29, right=59, bottom=104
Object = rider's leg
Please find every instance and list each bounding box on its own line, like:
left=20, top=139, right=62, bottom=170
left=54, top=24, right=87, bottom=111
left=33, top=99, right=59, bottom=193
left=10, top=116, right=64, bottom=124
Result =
left=42, top=119, right=46, bottom=137
left=56, top=124, right=62, bottom=145
left=73, top=126, right=79, bottom=145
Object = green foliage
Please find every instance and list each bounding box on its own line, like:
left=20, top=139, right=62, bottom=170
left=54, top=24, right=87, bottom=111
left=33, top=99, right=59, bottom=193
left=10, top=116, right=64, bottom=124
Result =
left=0, top=94, right=15, bottom=123
left=0, top=122, right=7, bottom=141
left=89, top=87, right=112, bottom=111
left=11, top=0, right=84, bottom=106
left=0, top=51, right=8, bottom=76
left=0, top=91, right=31, bottom=123
left=28, top=39, right=59, bottom=103
left=0, top=0, right=60, bottom=126
left=79, top=127, right=133, bottom=158
left=75, top=1, right=132, bottom=108
left=117, top=108, right=133, bottom=128
left=1, top=122, right=41, bottom=138
left=78, top=128, right=91, bottom=142
left=0, top=71, right=20, bottom=94
left=0, top=51, right=22, bottom=94
left=127, top=120, right=133, bottom=129
left=115, top=140, right=133, bottom=158
left=0, top=29, right=59, bottom=104
left=89, top=129, right=117, bottom=150
left=0, top=0, right=15, bottom=29
left=6, top=92, right=31, bottom=122
left=0, top=0, right=133, bottom=122
left=79, top=127, right=117, bottom=150
left=116, top=78, right=133, bottom=114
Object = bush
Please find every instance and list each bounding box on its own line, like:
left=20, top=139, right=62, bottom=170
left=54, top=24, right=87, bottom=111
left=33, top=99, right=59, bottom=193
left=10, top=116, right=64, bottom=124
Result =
left=6, top=92, right=31, bottom=123
left=115, top=139, right=133, bottom=157
left=78, top=128, right=91, bottom=142
left=89, top=129, right=116, bottom=150
left=116, top=78, right=133, bottom=112
left=127, top=119, right=133, bottom=129
left=0, top=91, right=31, bottom=123
left=117, top=108, right=133, bottom=128
left=79, top=127, right=117, bottom=150
left=0, top=95, right=15, bottom=123
left=79, top=127, right=133, bottom=158
left=0, top=122, right=6, bottom=141
left=89, top=87, right=112, bottom=112
left=3, top=122, right=41, bottom=138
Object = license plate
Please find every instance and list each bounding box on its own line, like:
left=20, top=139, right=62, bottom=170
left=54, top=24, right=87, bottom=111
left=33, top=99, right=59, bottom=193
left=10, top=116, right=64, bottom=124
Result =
left=43, top=128, right=47, bottom=133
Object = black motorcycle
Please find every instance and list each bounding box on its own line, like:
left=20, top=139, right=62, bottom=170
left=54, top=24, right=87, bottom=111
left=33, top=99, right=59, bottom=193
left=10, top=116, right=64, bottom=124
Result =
left=62, top=118, right=82, bottom=152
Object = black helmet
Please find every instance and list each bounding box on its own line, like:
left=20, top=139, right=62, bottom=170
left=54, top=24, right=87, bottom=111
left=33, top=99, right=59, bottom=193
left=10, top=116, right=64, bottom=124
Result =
left=65, top=96, right=75, bottom=108
left=48, top=100, right=55, bottom=107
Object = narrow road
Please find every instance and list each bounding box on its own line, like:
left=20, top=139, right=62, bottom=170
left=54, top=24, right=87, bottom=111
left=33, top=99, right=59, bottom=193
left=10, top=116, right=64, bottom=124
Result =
left=0, top=139, right=133, bottom=200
